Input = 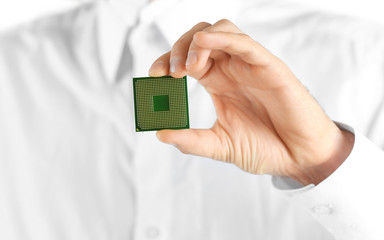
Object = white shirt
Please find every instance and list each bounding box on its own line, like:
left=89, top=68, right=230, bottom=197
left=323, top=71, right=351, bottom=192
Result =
left=0, top=0, right=384, bottom=239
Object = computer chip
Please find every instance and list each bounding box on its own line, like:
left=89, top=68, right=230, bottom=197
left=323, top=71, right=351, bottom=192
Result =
left=133, top=76, right=189, bottom=132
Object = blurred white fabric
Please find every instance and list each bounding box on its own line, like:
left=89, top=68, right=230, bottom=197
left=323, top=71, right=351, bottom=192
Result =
left=0, top=0, right=83, bottom=31
left=290, top=0, right=384, bottom=24
left=0, top=0, right=384, bottom=31
left=1, top=0, right=384, bottom=239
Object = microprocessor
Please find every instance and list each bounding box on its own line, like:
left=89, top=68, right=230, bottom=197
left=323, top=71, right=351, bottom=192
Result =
left=133, top=76, right=190, bottom=132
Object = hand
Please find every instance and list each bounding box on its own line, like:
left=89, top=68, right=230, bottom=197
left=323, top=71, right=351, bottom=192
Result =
left=149, top=20, right=354, bottom=185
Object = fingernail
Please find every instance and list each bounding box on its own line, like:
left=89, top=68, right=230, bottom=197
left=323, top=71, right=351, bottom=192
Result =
left=149, top=61, right=164, bottom=75
left=170, top=57, right=181, bottom=73
left=185, top=51, right=197, bottom=66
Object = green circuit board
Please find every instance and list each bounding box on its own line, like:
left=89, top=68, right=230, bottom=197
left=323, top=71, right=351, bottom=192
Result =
left=133, top=76, right=190, bottom=132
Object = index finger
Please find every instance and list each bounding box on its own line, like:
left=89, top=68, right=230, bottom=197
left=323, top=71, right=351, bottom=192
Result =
left=192, top=31, right=277, bottom=67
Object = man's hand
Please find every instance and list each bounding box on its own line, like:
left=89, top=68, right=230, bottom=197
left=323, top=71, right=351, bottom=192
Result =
left=148, top=20, right=354, bottom=185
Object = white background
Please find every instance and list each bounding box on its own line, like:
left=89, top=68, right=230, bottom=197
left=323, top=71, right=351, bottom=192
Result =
left=0, top=0, right=383, bottom=31
left=291, top=0, right=384, bottom=24
left=0, top=0, right=84, bottom=31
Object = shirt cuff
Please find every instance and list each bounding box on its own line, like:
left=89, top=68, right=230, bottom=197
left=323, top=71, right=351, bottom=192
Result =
left=272, top=122, right=384, bottom=239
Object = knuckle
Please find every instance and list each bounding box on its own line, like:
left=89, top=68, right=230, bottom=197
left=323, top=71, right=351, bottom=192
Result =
left=216, top=19, right=232, bottom=25
left=240, top=33, right=251, bottom=40
left=173, top=37, right=188, bottom=48
left=213, top=19, right=242, bottom=33
left=194, top=22, right=211, bottom=29
left=172, top=37, right=189, bottom=54
left=160, top=51, right=171, bottom=59
left=239, top=33, right=256, bottom=47
left=172, top=23, right=211, bottom=54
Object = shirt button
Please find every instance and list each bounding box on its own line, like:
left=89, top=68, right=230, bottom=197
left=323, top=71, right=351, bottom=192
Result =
left=311, top=204, right=333, bottom=215
left=145, top=226, right=160, bottom=238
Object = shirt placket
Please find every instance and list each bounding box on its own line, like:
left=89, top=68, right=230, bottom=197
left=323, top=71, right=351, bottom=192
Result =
left=127, top=18, right=173, bottom=240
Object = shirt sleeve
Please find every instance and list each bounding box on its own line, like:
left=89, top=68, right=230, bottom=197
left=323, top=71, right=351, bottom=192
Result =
left=272, top=123, right=384, bottom=240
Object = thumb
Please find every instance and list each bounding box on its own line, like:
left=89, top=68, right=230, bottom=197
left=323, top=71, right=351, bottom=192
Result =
left=156, top=128, right=218, bottom=158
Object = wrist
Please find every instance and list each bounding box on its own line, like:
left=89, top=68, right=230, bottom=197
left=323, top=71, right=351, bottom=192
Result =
left=288, top=127, right=355, bottom=185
